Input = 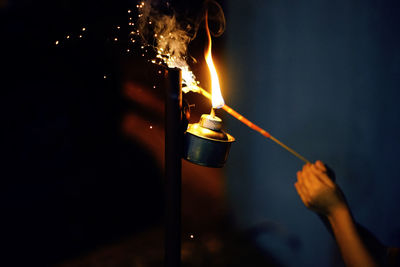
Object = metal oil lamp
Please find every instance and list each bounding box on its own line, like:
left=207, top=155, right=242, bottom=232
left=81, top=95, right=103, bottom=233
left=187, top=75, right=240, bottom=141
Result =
left=183, top=110, right=235, bottom=168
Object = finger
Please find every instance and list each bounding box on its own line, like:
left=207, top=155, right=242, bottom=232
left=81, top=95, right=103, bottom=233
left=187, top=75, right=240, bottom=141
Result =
left=295, top=182, right=310, bottom=207
left=310, top=163, right=325, bottom=176
left=297, top=182, right=311, bottom=207
left=310, top=164, right=334, bottom=187
left=302, top=163, right=310, bottom=172
left=310, top=163, right=322, bottom=173
left=315, top=160, right=327, bottom=172
left=318, top=173, right=335, bottom=187
left=294, top=182, right=305, bottom=201
left=297, top=170, right=305, bottom=185
left=313, top=167, right=335, bottom=187
left=300, top=168, right=322, bottom=202
left=296, top=171, right=303, bottom=183
left=302, top=165, right=319, bottom=189
left=297, top=171, right=307, bottom=188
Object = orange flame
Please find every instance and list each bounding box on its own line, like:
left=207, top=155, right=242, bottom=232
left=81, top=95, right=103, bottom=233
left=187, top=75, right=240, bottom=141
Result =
left=205, top=12, right=225, bottom=109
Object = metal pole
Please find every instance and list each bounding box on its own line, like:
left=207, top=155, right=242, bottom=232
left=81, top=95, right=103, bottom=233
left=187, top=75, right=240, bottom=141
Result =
left=165, top=68, right=182, bottom=267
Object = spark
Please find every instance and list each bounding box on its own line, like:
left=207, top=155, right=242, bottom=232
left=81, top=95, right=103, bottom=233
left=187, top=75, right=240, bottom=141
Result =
left=149, top=126, right=153, bottom=129
left=66, top=35, right=70, bottom=39
left=55, top=40, right=59, bottom=45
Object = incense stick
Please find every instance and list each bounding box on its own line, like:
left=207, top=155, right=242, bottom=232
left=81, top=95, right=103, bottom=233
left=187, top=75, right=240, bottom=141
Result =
left=196, top=87, right=311, bottom=164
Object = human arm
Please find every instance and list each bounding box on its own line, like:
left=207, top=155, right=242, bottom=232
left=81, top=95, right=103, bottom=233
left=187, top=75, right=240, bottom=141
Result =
left=294, top=161, right=381, bottom=267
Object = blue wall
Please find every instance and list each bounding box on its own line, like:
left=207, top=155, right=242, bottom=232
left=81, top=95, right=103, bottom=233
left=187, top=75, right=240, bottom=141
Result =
left=225, top=1, right=400, bottom=266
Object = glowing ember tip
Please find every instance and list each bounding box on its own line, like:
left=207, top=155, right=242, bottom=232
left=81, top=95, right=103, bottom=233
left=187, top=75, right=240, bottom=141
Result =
left=205, top=12, right=224, bottom=109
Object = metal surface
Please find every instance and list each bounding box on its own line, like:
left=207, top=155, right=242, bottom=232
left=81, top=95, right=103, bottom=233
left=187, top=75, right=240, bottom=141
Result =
left=183, top=116, right=235, bottom=168
left=199, top=114, right=222, bottom=131
left=165, top=68, right=182, bottom=267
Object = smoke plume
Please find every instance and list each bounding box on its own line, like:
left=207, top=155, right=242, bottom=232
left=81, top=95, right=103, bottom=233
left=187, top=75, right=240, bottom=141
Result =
left=137, top=0, right=225, bottom=92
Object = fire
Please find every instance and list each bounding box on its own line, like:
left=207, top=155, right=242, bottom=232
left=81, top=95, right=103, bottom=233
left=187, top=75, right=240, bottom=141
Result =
left=205, top=12, right=225, bottom=109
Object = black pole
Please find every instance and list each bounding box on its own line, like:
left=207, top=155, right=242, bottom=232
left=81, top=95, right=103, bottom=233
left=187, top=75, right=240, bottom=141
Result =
left=165, top=68, right=182, bottom=267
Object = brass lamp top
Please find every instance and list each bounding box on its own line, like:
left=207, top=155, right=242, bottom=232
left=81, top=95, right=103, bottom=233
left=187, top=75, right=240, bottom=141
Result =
left=186, top=114, right=235, bottom=142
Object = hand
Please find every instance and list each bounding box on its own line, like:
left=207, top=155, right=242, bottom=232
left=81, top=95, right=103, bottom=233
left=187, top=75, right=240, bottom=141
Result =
left=295, top=161, right=347, bottom=217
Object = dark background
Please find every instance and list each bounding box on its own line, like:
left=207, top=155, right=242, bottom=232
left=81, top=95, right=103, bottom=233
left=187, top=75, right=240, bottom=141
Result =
left=1, top=0, right=166, bottom=265
left=225, top=0, right=400, bottom=266
left=2, top=0, right=400, bottom=266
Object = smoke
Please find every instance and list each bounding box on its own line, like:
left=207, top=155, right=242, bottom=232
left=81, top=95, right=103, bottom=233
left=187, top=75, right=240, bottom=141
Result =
left=152, top=14, right=198, bottom=90
left=136, top=0, right=225, bottom=92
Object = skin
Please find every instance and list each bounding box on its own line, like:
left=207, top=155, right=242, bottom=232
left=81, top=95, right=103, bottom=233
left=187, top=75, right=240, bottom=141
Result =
left=295, top=161, right=379, bottom=267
